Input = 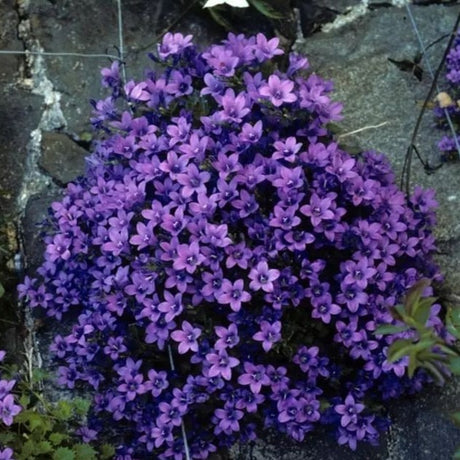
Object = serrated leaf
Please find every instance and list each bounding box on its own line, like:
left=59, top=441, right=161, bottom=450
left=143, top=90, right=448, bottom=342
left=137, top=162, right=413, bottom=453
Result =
left=19, top=394, right=31, bottom=407
left=0, top=432, right=15, bottom=445
left=74, top=443, right=97, bottom=460
left=100, top=444, right=116, bottom=459
left=375, top=324, right=409, bottom=335
left=19, top=411, right=52, bottom=433
left=31, top=367, right=49, bottom=383
left=36, top=441, right=53, bottom=454
left=248, top=0, right=284, bottom=19
left=54, top=400, right=73, bottom=421
left=52, top=447, right=75, bottom=460
left=17, top=440, right=38, bottom=460
left=49, top=432, right=69, bottom=446
left=73, top=398, right=90, bottom=417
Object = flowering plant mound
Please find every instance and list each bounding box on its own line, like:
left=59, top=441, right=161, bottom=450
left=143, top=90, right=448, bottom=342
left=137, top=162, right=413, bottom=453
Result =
left=434, top=29, right=460, bottom=161
left=20, top=33, right=446, bottom=458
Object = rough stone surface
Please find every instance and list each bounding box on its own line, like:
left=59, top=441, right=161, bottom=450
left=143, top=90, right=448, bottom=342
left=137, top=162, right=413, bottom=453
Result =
left=0, top=0, right=42, bottom=216
left=39, top=131, right=88, bottom=185
left=1, top=0, right=460, bottom=459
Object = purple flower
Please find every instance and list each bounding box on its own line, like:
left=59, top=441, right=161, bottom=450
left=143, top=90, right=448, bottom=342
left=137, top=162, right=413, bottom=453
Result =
left=249, top=261, right=280, bottom=293
left=335, top=394, right=365, bottom=427
left=220, top=89, right=250, bottom=123
left=252, top=321, right=282, bottom=352
left=217, top=279, right=251, bottom=312
left=176, top=164, right=210, bottom=198
left=0, top=448, right=13, bottom=460
left=342, top=258, right=376, bottom=290
left=300, top=192, right=335, bottom=227
left=238, top=362, right=271, bottom=393
left=214, top=404, right=244, bottom=434
left=254, top=33, right=284, bottom=62
left=214, top=323, right=240, bottom=350
left=259, top=75, right=297, bottom=107
left=47, top=234, right=72, bottom=262
left=0, top=394, right=21, bottom=426
left=206, top=350, right=240, bottom=381
left=146, top=369, right=169, bottom=397
left=157, top=32, right=193, bottom=59
left=171, top=321, right=202, bottom=354
left=173, top=242, right=205, bottom=274
left=272, top=136, right=302, bottom=162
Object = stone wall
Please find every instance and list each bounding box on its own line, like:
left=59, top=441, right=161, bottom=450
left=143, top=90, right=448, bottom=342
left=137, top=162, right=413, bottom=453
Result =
left=0, top=1, right=459, bottom=459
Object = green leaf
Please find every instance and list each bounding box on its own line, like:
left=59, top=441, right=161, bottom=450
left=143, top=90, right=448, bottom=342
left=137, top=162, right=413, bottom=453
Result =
left=413, top=296, right=436, bottom=326
left=387, top=339, right=414, bottom=363
left=0, top=432, right=15, bottom=445
left=207, top=7, right=233, bottom=30
left=392, top=304, right=407, bottom=321
left=404, top=278, right=430, bottom=317
left=19, top=393, right=31, bottom=407
left=451, top=411, right=460, bottom=426
left=17, top=440, right=38, bottom=460
left=17, top=411, right=52, bottom=433
left=447, top=306, right=460, bottom=340
left=52, top=447, right=76, bottom=460
left=73, top=398, right=90, bottom=417
left=74, top=443, right=97, bottom=460
left=100, top=444, right=116, bottom=459
left=36, top=441, right=53, bottom=455
left=449, top=356, right=460, bottom=376
left=374, top=324, right=409, bottom=335
left=407, top=351, right=419, bottom=377
left=49, top=432, right=69, bottom=446
left=248, top=0, right=285, bottom=18
left=0, top=281, right=4, bottom=298
left=54, top=400, right=73, bottom=421
left=453, top=447, right=460, bottom=460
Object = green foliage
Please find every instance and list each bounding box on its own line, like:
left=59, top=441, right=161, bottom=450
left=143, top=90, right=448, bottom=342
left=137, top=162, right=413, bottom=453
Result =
left=247, top=0, right=284, bottom=19
left=376, top=279, right=460, bottom=458
left=375, top=279, right=454, bottom=380
left=0, top=364, right=112, bottom=459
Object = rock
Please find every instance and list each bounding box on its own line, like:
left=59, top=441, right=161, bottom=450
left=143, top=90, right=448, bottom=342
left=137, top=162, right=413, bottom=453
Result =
left=0, top=0, right=42, bottom=216
left=22, top=190, right=61, bottom=270
left=39, top=132, right=88, bottom=185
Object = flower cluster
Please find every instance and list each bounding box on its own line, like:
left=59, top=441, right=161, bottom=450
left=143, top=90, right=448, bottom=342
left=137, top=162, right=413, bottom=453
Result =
left=20, top=33, right=444, bottom=458
left=434, top=29, right=460, bottom=161
left=0, top=351, right=21, bottom=459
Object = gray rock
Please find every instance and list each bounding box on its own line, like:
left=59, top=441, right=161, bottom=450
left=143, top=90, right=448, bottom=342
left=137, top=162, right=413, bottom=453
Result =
left=0, top=0, right=42, bottom=215
left=39, top=131, right=88, bottom=185
left=22, top=190, right=61, bottom=270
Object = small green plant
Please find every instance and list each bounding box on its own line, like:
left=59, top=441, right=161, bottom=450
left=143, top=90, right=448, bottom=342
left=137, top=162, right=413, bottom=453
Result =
left=377, top=279, right=460, bottom=458
left=0, top=354, right=114, bottom=460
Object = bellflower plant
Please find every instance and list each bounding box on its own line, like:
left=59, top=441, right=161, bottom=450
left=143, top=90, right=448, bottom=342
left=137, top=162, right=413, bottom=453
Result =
left=434, top=28, right=460, bottom=161
left=19, top=32, right=446, bottom=458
